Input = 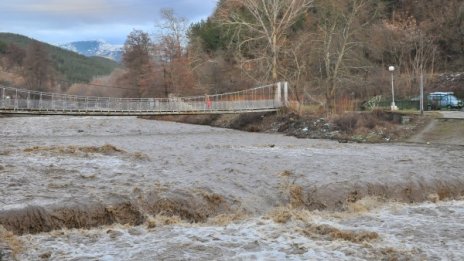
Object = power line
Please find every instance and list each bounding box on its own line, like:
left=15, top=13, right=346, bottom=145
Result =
left=56, top=78, right=137, bottom=91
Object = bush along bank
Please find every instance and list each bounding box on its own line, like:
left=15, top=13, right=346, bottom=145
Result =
left=145, top=110, right=429, bottom=143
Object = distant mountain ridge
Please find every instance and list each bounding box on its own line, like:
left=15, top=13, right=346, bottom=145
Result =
left=60, top=40, right=123, bottom=63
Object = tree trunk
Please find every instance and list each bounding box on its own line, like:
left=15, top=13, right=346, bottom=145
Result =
left=325, top=79, right=336, bottom=113
left=272, top=33, right=278, bottom=81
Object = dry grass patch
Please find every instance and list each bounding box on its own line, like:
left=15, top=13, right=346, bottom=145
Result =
left=267, top=207, right=315, bottom=224
left=289, top=185, right=305, bottom=208
left=279, top=170, right=293, bottom=177
left=426, top=193, right=440, bottom=203
left=207, top=212, right=247, bottom=226
left=145, top=214, right=182, bottom=229
left=302, top=224, right=379, bottom=243
left=268, top=207, right=293, bottom=223
left=347, top=196, right=385, bottom=214
left=278, top=170, right=306, bottom=208
left=201, top=192, right=225, bottom=206
left=132, top=151, right=150, bottom=161
left=0, top=150, right=11, bottom=156
left=23, top=144, right=125, bottom=155
left=0, top=225, right=23, bottom=257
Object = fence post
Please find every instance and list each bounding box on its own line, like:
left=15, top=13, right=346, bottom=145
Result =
left=275, top=82, right=282, bottom=107
left=15, top=89, right=18, bottom=110
left=420, top=72, right=424, bottom=116
left=283, top=82, right=288, bottom=107
left=27, top=92, right=30, bottom=109
left=1, top=88, right=4, bottom=109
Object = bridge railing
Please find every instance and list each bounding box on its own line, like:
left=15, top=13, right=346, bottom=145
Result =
left=0, top=82, right=288, bottom=114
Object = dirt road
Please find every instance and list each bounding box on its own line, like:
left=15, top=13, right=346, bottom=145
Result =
left=408, top=111, right=464, bottom=145
left=440, top=110, right=464, bottom=119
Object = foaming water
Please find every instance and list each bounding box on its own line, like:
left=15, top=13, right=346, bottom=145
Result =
left=17, top=200, right=464, bottom=260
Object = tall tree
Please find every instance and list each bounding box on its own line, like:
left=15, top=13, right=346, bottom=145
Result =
left=122, top=30, right=155, bottom=97
left=314, top=0, right=381, bottom=112
left=154, top=8, right=195, bottom=96
left=218, top=0, right=313, bottom=82
left=22, top=42, right=51, bottom=92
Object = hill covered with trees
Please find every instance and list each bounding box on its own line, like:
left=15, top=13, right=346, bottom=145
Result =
left=0, top=33, right=119, bottom=91
left=186, top=0, right=464, bottom=112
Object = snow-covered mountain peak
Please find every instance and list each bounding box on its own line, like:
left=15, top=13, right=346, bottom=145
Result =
left=60, top=40, right=123, bottom=62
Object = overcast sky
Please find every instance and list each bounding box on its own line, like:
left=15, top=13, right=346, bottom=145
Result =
left=0, top=0, right=217, bottom=45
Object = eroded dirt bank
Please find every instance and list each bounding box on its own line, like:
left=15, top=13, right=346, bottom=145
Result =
left=0, top=116, right=463, bottom=259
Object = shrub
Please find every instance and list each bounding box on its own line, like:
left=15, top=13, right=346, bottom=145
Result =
left=332, top=110, right=389, bottom=134
left=332, top=113, right=361, bottom=133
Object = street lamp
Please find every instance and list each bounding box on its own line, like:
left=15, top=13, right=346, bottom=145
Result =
left=389, top=66, right=398, bottom=111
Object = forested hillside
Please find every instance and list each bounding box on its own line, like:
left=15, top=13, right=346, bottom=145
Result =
left=0, top=33, right=119, bottom=91
left=112, top=1, right=463, bottom=111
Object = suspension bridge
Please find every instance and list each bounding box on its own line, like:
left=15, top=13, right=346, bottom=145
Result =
left=0, top=82, right=288, bottom=116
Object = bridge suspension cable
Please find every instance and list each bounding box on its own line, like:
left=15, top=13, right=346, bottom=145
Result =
left=0, top=82, right=288, bottom=116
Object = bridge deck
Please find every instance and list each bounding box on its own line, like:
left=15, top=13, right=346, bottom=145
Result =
left=0, top=108, right=278, bottom=116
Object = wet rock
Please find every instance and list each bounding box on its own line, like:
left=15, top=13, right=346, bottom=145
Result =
left=107, top=229, right=124, bottom=239
left=128, top=227, right=143, bottom=236
left=39, top=251, right=52, bottom=259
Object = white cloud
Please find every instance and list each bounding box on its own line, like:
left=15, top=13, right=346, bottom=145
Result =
left=0, top=0, right=217, bottom=44
left=10, top=0, right=112, bottom=14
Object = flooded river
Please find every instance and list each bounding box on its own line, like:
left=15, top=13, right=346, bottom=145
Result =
left=1, top=116, right=463, bottom=260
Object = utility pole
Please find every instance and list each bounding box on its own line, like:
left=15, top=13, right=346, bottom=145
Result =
left=389, top=66, right=398, bottom=111
left=420, top=72, right=424, bottom=116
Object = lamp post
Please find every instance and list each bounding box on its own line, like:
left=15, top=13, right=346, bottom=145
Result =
left=389, top=66, right=398, bottom=111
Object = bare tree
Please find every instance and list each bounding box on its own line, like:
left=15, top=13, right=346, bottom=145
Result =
left=154, top=8, right=195, bottom=96
left=218, top=0, right=313, bottom=83
left=315, top=0, right=378, bottom=112
left=156, top=8, right=188, bottom=60
left=383, top=16, right=438, bottom=97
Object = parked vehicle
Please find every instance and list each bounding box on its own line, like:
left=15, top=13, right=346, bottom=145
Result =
left=427, top=92, right=463, bottom=110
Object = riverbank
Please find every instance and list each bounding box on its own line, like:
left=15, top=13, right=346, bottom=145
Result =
left=148, top=109, right=431, bottom=143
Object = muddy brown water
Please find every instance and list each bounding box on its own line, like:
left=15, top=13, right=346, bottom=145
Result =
left=1, top=116, right=463, bottom=235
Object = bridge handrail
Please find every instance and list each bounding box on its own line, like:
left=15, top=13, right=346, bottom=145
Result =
left=0, top=82, right=288, bottom=115
left=0, top=83, right=277, bottom=101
